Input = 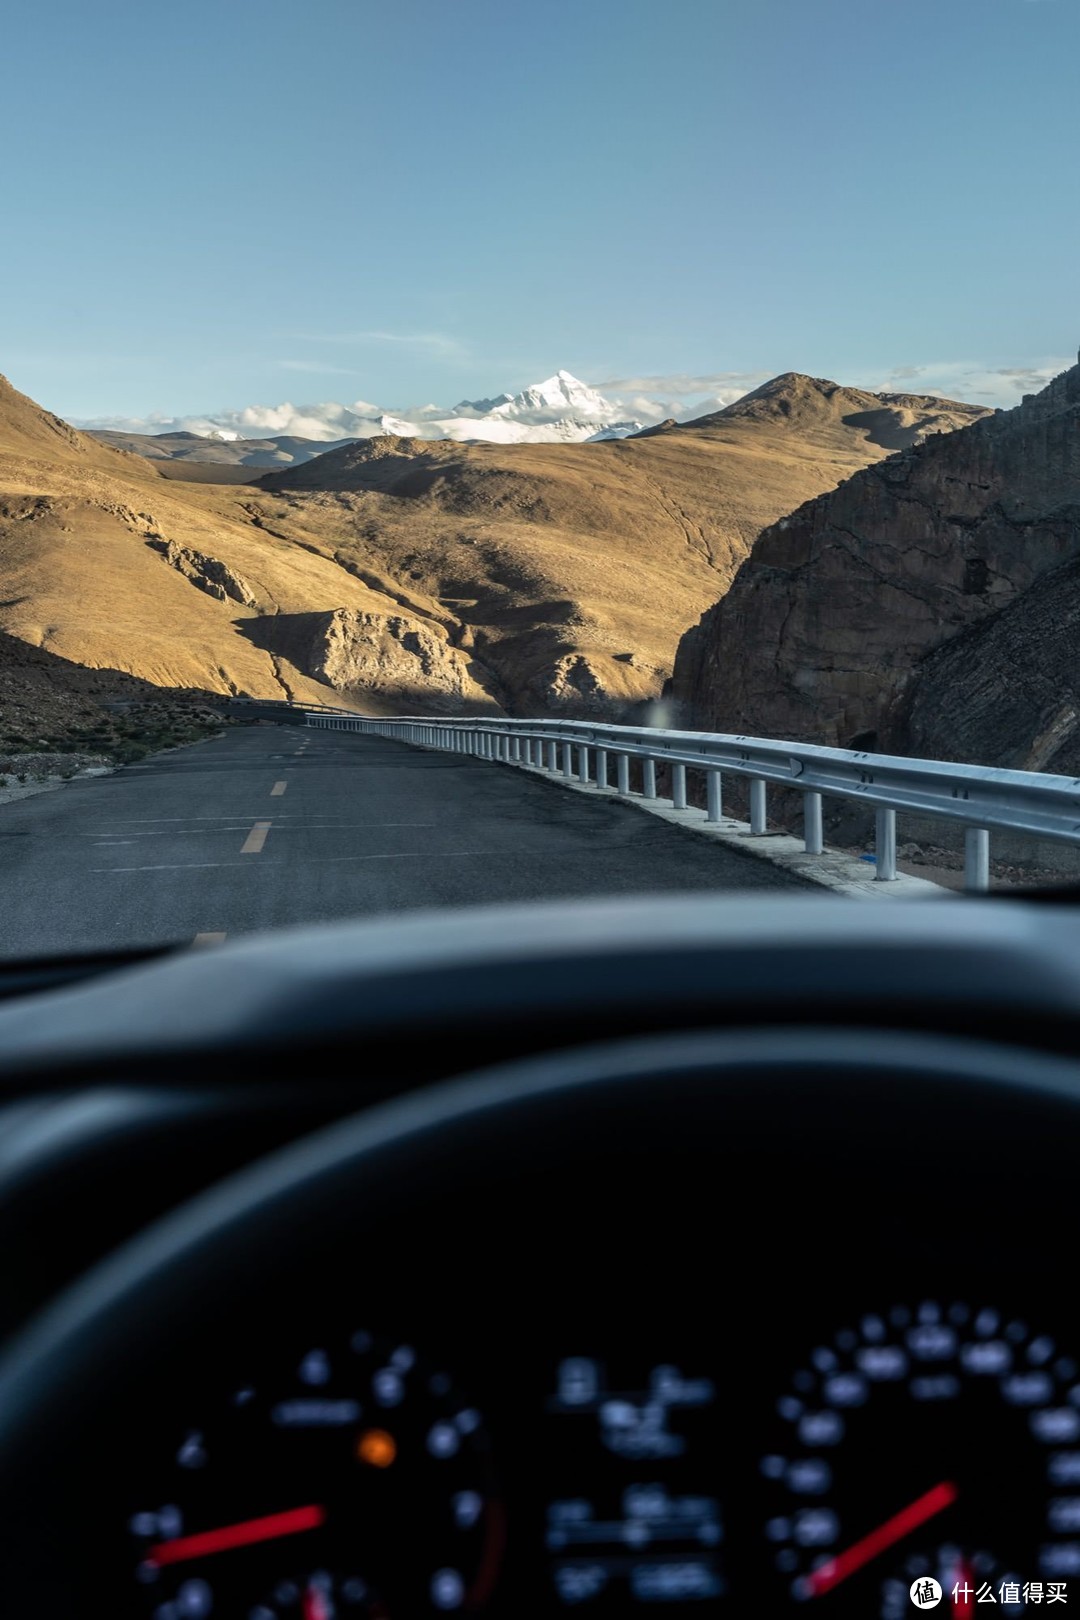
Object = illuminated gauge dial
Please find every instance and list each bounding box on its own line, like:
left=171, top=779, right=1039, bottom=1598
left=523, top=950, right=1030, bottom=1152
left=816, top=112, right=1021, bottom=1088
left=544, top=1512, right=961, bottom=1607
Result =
left=127, top=1330, right=504, bottom=1618
left=759, top=1302, right=1079, bottom=1614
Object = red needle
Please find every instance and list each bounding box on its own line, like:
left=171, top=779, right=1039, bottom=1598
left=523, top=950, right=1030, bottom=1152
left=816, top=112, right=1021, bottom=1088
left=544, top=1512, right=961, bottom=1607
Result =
left=803, top=1480, right=959, bottom=1598
left=147, top=1503, right=327, bottom=1567
left=303, top=1585, right=331, bottom=1620
left=952, top=1558, right=975, bottom=1616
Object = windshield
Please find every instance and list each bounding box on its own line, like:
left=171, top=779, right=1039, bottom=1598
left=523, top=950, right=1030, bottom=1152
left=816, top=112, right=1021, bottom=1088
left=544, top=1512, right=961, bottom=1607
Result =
left=1, top=0, right=1077, bottom=959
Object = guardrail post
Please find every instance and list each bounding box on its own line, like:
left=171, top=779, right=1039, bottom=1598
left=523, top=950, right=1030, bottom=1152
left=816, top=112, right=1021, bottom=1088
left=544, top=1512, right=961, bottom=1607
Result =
left=522, top=737, right=533, bottom=765
left=578, top=746, right=590, bottom=785
left=546, top=740, right=558, bottom=772
left=617, top=754, right=630, bottom=795
left=562, top=742, right=574, bottom=777
left=672, top=763, right=687, bottom=810
left=875, top=807, right=897, bottom=880
left=706, top=769, right=723, bottom=822
left=643, top=757, right=657, bottom=799
left=749, top=778, right=767, bottom=835
left=596, top=748, right=608, bottom=789
left=511, top=735, right=521, bottom=763
left=964, top=827, right=990, bottom=892
left=803, top=791, right=824, bottom=856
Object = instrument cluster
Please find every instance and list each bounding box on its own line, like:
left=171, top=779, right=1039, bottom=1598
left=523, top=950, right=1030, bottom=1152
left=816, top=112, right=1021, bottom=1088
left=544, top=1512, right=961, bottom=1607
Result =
left=126, top=1297, right=1080, bottom=1617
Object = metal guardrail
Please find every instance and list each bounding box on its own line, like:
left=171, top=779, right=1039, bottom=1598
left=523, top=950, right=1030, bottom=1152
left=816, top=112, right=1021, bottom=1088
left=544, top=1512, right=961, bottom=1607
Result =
left=297, top=711, right=1080, bottom=892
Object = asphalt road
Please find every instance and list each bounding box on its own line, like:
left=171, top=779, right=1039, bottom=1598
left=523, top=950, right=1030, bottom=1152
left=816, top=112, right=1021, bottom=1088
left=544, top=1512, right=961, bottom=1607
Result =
left=0, top=724, right=815, bottom=958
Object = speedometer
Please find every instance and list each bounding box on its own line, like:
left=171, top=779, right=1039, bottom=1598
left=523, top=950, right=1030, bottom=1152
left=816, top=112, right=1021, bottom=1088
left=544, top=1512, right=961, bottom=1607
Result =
left=127, top=1328, right=504, bottom=1618
left=759, top=1301, right=1078, bottom=1613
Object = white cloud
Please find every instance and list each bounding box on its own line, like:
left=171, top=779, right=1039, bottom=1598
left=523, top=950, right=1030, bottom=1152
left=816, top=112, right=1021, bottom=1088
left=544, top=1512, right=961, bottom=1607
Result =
left=598, top=370, right=770, bottom=396
left=595, top=370, right=775, bottom=424
left=855, top=357, right=1074, bottom=407
left=291, top=330, right=467, bottom=359
left=275, top=360, right=359, bottom=376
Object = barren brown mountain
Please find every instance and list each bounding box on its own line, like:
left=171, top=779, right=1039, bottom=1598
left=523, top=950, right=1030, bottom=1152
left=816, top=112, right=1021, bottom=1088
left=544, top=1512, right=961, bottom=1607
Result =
left=669, top=358, right=1080, bottom=772
left=0, top=369, right=989, bottom=728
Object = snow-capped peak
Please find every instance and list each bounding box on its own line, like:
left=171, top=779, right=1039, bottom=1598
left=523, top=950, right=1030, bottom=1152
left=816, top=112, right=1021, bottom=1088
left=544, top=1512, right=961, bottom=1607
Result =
left=78, top=369, right=650, bottom=447
left=489, top=370, right=616, bottom=422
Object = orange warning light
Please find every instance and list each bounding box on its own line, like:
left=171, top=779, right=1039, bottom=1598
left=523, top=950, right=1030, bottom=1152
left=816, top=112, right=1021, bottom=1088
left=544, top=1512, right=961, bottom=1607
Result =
left=357, top=1428, right=397, bottom=1469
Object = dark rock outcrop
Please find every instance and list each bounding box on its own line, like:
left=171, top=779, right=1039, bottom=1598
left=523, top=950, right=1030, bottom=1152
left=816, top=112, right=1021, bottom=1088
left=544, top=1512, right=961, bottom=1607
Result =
left=669, top=358, right=1080, bottom=765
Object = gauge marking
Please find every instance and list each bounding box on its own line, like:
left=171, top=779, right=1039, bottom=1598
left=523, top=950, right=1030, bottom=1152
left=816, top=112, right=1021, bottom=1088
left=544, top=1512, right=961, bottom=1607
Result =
left=148, top=1502, right=327, bottom=1567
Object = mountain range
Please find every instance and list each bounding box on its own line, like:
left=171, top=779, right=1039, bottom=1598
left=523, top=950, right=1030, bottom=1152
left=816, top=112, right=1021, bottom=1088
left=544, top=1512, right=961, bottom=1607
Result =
left=83, top=370, right=720, bottom=461
left=0, top=366, right=990, bottom=745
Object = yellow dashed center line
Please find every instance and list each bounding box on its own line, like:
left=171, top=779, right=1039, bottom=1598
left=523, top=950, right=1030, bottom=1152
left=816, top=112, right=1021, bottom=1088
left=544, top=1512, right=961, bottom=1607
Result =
left=241, top=820, right=272, bottom=854
left=270, top=780, right=287, bottom=797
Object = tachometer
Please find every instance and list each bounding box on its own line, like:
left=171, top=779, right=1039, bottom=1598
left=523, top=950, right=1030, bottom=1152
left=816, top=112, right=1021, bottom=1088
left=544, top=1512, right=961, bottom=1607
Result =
left=127, top=1329, right=504, bottom=1618
left=759, top=1302, right=1078, bottom=1613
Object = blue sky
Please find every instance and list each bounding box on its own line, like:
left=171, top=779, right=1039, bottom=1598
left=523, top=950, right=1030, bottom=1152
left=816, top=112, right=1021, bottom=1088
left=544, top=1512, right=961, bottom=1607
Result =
left=1, top=0, right=1076, bottom=423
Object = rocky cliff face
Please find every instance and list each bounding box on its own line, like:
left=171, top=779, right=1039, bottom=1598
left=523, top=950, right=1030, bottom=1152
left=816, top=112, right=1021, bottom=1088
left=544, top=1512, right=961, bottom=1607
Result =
left=669, top=358, right=1080, bottom=763
left=241, top=608, right=501, bottom=714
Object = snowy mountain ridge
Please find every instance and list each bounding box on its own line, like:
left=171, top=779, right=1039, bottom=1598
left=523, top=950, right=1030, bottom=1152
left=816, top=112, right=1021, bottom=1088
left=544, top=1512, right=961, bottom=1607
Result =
left=78, top=370, right=663, bottom=447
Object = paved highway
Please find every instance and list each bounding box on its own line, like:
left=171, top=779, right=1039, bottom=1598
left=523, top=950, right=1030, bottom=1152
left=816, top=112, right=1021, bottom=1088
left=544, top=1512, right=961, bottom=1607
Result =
left=0, top=724, right=814, bottom=958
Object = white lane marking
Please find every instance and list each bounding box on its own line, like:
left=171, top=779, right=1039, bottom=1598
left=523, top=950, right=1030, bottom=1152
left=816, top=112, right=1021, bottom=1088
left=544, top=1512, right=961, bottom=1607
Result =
left=91, top=852, right=497, bottom=872
left=271, top=781, right=287, bottom=796
left=80, top=823, right=437, bottom=837
left=84, top=814, right=337, bottom=822
left=192, top=931, right=227, bottom=946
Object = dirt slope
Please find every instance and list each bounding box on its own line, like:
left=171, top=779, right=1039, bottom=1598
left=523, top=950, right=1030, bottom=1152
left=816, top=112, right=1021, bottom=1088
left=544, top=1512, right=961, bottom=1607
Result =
left=0, top=369, right=988, bottom=719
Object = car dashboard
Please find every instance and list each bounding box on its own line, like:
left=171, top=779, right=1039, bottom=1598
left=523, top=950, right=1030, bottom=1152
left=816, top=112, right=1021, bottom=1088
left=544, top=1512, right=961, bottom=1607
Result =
left=0, top=892, right=1079, bottom=1618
